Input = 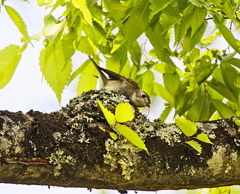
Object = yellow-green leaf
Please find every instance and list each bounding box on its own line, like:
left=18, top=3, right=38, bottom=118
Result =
left=196, top=134, right=214, bottom=144
left=234, top=120, right=240, bottom=126
left=175, top=117, right=197, bottom=137
left=0, top=45, right=21, bottom=89
left=186, top=140, right=202, bottom=153
left=42, top=20, right=66, bottom=42
left=115, top=103, right=134, bottom=123
left=109, top=132, right=118, bottom=140
left=72, top=0, right=93, bottom=26
left=5, top=6, right=29, bottom=39
left=115, top=124, right=148, bottom=153
left=97, top=100, right=116, bottom=126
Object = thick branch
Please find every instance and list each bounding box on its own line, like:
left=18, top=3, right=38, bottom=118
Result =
left=0, top=90, right=240, bottom=191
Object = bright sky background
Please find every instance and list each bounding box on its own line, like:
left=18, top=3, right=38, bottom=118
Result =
left=1, top=0, right=235, bottom=194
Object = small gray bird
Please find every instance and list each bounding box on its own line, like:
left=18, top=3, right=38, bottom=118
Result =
left=89, top=56, right=151, bottom=107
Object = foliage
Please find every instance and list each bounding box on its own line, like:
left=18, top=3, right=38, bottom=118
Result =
left=176, top=116, right=213, bottom=153
left=97, top=100, right=148, bottom=153
left=1, top=0, right=240, bottom=120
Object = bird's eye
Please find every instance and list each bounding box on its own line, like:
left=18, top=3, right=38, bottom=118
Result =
left=142, top=93, right=146, bottom=98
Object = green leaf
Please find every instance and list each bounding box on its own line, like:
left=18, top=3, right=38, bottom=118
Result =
left=130, top=41, right=142, bottom=65
left=220, top=62, right=239, bottom=98
left=175, top=117, right=197, bottom=137
left=109, top=132, right=118, bottom=140
left=163, top=66, right=181, bottom=97
left=5, top=6, right=29, bottom=39
left=196, top=134, right=214, bottom=144
left=149, top=0, right=173, bottom=21
left=68, top=59, right=90, bottom=85
left=37, top=0, right=54, bottom=6
left=115, top=103, right=134, bottom=123
left=115, top=124, right=148, bottom=153
left=77, top=61, right=97, bottom=95
left=234, top=119, right=240, bottom=126
left=122, top=0, right=151, bottom=49
left=78, top=36, right=96, bottom=55
left=159, top=105, right=172, bottom=122
left=207, top=81, right=237, bottom=103
left=0, top=45, right=21, bottom=89
left=139, top=71, right=154, bottom=96
left=42, top=20, right=66, bottom=42
left=212, top=99, right=236, bottom=118
left=154, top=83, right=174, bottom=107
left=72, top=0, right=93, bottom=26
left=228, top=58, right=240, bottom=69
left=146, top=22, right=175, bottom=67
left=97, top=100, right=116, bottom=126
left=39, top=42, right=72, bottom=103
left=187, top=95, right=210, bottom=121
left=212, top=13, right=240, bottom=53
left=186, top=140, right=202, bottom=153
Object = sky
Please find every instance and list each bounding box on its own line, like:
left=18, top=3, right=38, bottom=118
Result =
left=0, top=0, right=235, bottom=194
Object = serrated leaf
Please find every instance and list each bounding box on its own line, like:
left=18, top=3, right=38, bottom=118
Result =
left=0, top=45, right=21, bottom=89
left=77, top=62, right=97, bottom=95
left=213, top=13, right=240, bottom=53
left=130, top=41, right=142, bottom=65
left=212, top=99, right=236, bottom=118
left=176, top=117, right=197, bottom=137
left=146, top=22, right=175, bottom=67
left=97, top=100, right=116, bottom=126
left=196, top=134, right=214, bottom=144
left=115, top=103, right=134, bottom=123
left=154, top=83, right=174, bottom=107
left=42, top=20, right=66, bottom=42
left=39, top=42, right=72, bottom=103
left=115, top=124, right=148, bottom=153
left=186, top=140, right=202, bottom=153
left=122, top=0, right=151, bottom=49
left=78, top=36, right=96, bottom=55
left=72, top=0, right=92, bottom=26
left=149, top=0, right=173, bottom=21
left=5, top=6, right=29, bottom=39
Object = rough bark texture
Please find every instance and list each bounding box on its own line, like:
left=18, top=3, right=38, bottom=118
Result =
left=0, top=90, right=240, bottom=191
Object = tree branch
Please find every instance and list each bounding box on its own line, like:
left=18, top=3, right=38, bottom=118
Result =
left=0, top=90, right=240, bottom=191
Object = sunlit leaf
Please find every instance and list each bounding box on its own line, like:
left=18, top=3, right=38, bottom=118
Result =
left=109, top=132, right=118, bottom=140
left=0, top=45, right=21, bottom=89
left=154, top=83, right=174, bottom=107
left=115, top=124, right=148, bottom=153
left=39, top=42, right=72, bottom=103
left=159, top=105, right=172, bottom=122
left=186, top=140, right=202, bottom=153
left=5, top=6, right=29, bottom=39
left=97, top=100, right=116, bottom=126
left=115, top=103, right=134, bottom=123
left=149, top=0, right=173, bottom=21
left=72, top=0, right=93, bottom=26
left=42, top=20, right=66, bottom=42
left=176, top=117, right=197, bottom=137
left=196, top=134, right=214, bottom=144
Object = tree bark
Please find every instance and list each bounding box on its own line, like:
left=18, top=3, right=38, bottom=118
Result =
left=0, top=90, right=240, bottom=191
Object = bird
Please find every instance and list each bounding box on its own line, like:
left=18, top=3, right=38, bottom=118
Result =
left=88, top=56, right=151, bottom=107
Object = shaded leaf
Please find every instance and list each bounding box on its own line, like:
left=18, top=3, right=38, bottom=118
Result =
left=149, top=0, right=173, bottom=21
left=115, top=103, right=134, bottom=123
left=97, top=100, right=116, bottom=126
left=176, top=117, right=197, bottom=137
left=154, top=83, right=174, bottom=107
left=0, top=45, right=21, bottom=89
left=159, top=105, right=172, bottom=122
left=115, top=124, right=148, bottom=153
left=213, top=12, right=240, bottom=53
left=212, top=99, right=236, bottom=118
